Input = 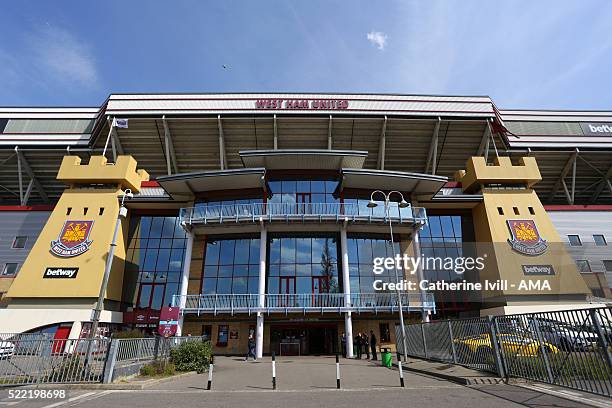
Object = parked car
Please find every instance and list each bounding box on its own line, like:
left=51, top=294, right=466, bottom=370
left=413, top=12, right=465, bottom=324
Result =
left=528, top=318, right=600, bottom=351
left=454, top=333, right=559, bottom=357
left=0, top=341, right=15, bottom=359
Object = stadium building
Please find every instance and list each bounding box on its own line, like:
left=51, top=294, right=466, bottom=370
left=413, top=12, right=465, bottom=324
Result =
left=0, top=93, right=610, bottom=356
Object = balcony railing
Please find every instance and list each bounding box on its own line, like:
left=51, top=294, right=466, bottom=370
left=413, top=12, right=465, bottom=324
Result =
left=172, top=293, right=436, bottom=315
left=180, top=202, right=427, bottom=226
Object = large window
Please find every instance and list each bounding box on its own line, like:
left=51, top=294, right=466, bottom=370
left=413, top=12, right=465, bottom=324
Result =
left=202, top=238, right=260, bottom=294
left=268, top=236, right=340, bottom=294
left=347, top=236, right=400, bottom=294
left=126, top=216, right=187, bottom=311
left=268, top=180, right=340, bottom=204
left=420, top=215, right=475, bottom=314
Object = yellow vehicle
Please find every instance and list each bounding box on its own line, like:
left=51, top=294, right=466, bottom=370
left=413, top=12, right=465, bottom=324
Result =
left=454, top=333, right=560, bottom=357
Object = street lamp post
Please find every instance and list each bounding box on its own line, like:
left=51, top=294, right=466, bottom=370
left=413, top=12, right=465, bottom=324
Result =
left=88, top=189, right=133, bottom=340
left=367, top=190, right=412, bottom=361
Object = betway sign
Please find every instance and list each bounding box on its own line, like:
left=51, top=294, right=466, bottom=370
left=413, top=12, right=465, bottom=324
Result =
left=255, top=99, right=349, bottom=110
left=581, top=123, right=612, bottom=136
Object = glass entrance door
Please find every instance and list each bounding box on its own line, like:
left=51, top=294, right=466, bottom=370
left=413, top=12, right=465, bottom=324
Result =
left=279, top=276, right=296, bottom=306
left=296, top=193, right=311, bottom=214
left=312, top=276, right=330, bottom=306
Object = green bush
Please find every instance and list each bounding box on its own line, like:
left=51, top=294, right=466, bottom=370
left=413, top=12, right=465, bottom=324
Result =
left=170, top=341, right=212, bottom=373
left=112, top=329, right=150, bottom=339
left=139, top=360, right=176, bottom=377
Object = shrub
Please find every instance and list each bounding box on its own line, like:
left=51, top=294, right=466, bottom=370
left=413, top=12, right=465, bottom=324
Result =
left=170, top=341, right=212, bottom=373
left=139, top=360, right=176, bottom=377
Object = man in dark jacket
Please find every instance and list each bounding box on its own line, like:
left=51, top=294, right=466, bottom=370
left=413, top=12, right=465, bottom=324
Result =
left=245, top=334, right=257, bottom=361
left=355, top=333, right=362, bottom=359
left=370, top=330, right=378, bottom=360
left=362, top=332, right=370, bottom=359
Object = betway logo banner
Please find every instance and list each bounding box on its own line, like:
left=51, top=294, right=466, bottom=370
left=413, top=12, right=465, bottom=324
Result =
left=43, top=267, right=79, bottom=279
left=580, top=123, right=612, bottom=136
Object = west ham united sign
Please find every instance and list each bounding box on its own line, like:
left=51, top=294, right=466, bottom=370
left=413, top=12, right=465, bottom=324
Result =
left=507, top=219, right=548, bottom=256
left=50, top=220, right=94, bottom=257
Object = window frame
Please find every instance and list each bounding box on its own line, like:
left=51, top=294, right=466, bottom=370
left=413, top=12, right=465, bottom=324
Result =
left=593, top=235, right=607, bottom=246
left=567, top=235, right=582, bottom=246
left=603, top=260, right=612, bottom=272
left=575, top=260, right=592, bottom=273
left=1, top=263, right=19, bottom=277
left=11, top=236, right=27, bottom=249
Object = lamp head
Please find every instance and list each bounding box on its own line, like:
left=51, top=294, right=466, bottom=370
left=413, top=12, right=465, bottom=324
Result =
left=367, top=200, right=378, bottom=208
left=399, top=199, right=410, bottom=208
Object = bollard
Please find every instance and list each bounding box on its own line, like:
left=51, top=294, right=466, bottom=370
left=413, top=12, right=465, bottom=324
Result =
left=207, top=355, right=214, bottom=390
left=396, top=352, right=405, bottom=388
left=272, top=352, right=277, bottom=390
left=335, top=353, right=341, bottom=389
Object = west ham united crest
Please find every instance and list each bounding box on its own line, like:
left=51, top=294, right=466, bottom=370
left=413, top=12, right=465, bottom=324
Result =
left=50, top=220, right=94, bottom=257
left=507, top=219, right=548, bottom=256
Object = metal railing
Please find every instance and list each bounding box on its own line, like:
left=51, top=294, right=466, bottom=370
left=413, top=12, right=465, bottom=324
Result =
left=180, top=202, right=427, bottom=225
left=396, top=306, right=612, bottom=398
left=173, top=292, right=436, bottom=314
left=0, top=337, right=109, bottom=386
left=113, top=336, right=207, bottom=366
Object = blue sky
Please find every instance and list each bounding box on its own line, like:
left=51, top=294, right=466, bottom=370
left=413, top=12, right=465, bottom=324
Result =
left=1, top=1, right=612, bottom=109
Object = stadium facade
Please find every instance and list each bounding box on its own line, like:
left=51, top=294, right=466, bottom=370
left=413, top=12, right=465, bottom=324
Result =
left=0, top=93, right=610, bottom=356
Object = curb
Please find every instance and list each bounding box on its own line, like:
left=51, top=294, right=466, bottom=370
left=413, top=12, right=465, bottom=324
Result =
left=10, top=371, right=198, bottom=390
left=393, top=362, right=503, bottom=385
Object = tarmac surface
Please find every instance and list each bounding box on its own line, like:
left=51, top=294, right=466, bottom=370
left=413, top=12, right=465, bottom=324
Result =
left=0, top=356, right=606, bottom=408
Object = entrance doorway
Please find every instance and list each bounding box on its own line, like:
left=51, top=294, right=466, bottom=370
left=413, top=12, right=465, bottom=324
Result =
left=270, top=323, right=338, bottom=355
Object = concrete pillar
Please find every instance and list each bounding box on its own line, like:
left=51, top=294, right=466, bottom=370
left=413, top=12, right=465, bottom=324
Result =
left=340, top=224, right=354, bottom=358
left=256, top=225, right=267, bottom=358
left=176, top=228, right=194, bottom=336
left=412, top=230, right=430, bottom=322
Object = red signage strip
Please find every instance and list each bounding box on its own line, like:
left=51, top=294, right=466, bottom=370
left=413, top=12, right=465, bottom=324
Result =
left=0, top=205, right=54, bottom=211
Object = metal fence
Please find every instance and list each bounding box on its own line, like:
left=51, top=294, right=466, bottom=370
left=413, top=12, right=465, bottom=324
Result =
left=0, top=335, right=209, bottom=386
left=0, top=338, right=109, bottom=386
left=397, top=306, right=612, bottom=397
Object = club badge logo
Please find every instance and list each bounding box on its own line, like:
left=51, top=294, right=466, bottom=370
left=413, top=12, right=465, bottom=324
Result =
left=507, top=219, right=547, bottom=256
left=50, top=220, right=94, bottom=257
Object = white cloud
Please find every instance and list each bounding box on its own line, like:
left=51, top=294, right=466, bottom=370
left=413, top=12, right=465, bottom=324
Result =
left=28, top=26, right=99, bottom=87
left=366, top=31, right=388, bottom=50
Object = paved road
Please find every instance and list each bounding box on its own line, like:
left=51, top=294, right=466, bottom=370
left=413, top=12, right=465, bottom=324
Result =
left=0, top=356, right=602, bottom=408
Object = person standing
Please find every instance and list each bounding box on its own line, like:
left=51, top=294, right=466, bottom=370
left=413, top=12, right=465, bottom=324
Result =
left=355, top=333, right=362, bottom=359
left=245, top=334, right=256, bottom=361
left=370, top=330, right=378, bottom=361
left=362, top=332, right=370, bottom=359
left=340, top=332, right=347, bottom=358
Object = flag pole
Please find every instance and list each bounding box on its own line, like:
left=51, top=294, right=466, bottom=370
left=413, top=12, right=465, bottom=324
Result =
left=102, top=117, right=115, bottom=159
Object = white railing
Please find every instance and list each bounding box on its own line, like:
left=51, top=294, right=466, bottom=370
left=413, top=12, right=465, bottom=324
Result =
left=172, top=292, right=436, bottom=314
left=180, top=202, right=427, bottom=225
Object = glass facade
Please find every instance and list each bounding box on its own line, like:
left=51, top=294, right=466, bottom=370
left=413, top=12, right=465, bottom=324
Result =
left=419, top=215, right=475, bottom=313
left=126, top=216, right=187, bottom=312
left=202, top=238, right=260, bottom=294
left=347, top=237, right=400, bottom=294
left=268, top=179, right=340, bottom=204
left=267, top=236, right=340, bottom=294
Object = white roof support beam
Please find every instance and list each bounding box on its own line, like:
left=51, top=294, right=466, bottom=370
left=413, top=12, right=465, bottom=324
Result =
left=424, top=117, right=441, bottom=174
left=550, top=149, right=578, bottom=203
left=477, top=119, right=492, bottom=158
left=162, top=115, right=179, bottom=175
left=273, top=114, right=278, bottom=150
left=15, top=147, right=49, bottom=204
left=327, top=115, right=333, bottom=150
left=22, top=179, right=34, bottom=206
left=591, top=162, right=612, bottom=202
left=217, top=115, right=227, bottom=170
left=377, top=116, right=387, bottom=170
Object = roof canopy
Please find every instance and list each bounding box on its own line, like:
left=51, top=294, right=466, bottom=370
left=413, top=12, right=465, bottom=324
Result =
left=240, top=149, right=367, bottom=170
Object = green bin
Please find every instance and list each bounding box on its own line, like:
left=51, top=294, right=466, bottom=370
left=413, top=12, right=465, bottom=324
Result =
left=381, top=347, right=392, bottom=368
